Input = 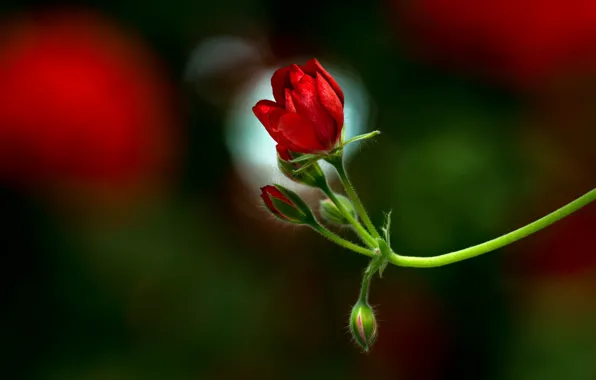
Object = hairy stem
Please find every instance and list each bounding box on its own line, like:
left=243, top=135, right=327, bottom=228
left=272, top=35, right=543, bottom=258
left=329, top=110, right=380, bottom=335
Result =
left=390, top=188, right=596, bottom=268
left=328, top=157, right=381, bottom=240
left=358, top=269, right=373, bottom=304
left=319, top=182, right=377, bottom=248
left=311, top=224, right=377, bottom=258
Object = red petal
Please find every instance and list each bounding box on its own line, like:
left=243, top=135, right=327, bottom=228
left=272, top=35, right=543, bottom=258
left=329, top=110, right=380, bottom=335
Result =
left=284, top=89, right=296, bottom=112
left=288, top=64, right=305, bottom=88
left=276, top=144, right=293, bottom=161
left=290, top=75, right=337, bottom=148
left=260, top=186, right=283, bottom=218
left=253, top=100, right=307, bottom=152
left=316, top=73, right=344, bottom=141
left=252, top=100, right=284, bottom=131
left=303, top=58, right=344, bottom=105
left=261, top=185, right=291, bottom=203
left=277, top=112, right=327, bottom=153
left=271, top=67, right=291, bottom=107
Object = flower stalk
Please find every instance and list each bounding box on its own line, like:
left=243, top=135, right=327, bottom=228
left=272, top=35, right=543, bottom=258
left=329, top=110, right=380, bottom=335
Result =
left=310, top=224, right=377, bottom=258
left=317, top=180, right=377, bottom=249
left=326, top=153, right=381, bottom=240
left=253, top=57, right=596, bottom=352
left=389, top=188, right=596, bottom=268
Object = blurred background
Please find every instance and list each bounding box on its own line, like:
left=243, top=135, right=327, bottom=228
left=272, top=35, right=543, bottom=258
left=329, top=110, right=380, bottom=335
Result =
left=1, top=0, right=595, bottom=379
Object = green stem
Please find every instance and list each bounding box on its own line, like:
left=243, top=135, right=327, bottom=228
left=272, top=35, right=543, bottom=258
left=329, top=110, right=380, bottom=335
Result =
left=319, top=182, right=377, bottom=249
left=358, top=270, right=372, bottom=304
left=390, top=188, right=596, bottom=268
left=328, top=157, right=381, bottom=240
left=311, top=224, right=377, bottom=258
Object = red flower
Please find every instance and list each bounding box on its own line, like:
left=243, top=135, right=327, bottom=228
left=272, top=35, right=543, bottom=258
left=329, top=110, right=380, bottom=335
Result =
left=0, top=11, right=176, bottom=188
left=253, top=59, right=344, bottom=154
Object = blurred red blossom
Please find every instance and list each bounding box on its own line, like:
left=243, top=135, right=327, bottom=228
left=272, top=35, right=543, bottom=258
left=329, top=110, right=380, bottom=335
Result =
left=395, top=0, right=596, bottom=89
left=0, top=10, right=178, bottom=190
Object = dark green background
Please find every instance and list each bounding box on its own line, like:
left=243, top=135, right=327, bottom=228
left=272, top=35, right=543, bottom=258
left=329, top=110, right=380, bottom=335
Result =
left=2, top=1, right=595, bottom=379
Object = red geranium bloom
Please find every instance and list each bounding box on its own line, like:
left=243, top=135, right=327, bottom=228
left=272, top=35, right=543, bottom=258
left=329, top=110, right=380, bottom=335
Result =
left=0, top=10, right=176, bottom=188
left=253, top=59, right=344, bottom=154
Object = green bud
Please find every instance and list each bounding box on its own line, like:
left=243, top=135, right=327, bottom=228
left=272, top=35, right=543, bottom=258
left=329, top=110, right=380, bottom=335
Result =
left=260, top=185, right=314, bottom=224
left=320, top=194, right=356, bottom=225
left=276, top=145, right=326, bottom=188
left=349, top=301, right=378, bottom=352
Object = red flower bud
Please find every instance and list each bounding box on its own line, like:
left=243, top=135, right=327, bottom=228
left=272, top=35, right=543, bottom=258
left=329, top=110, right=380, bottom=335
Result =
left=253, top=59, right=344, bottom=154
left=260, top=185, right=313, bottom=223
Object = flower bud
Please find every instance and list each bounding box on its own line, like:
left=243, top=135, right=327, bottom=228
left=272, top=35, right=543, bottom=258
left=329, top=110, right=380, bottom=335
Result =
left=320, top=194, right=356, bottom=225
left=276, top=144, right=326, bottom=187
left=260, top=184, right=314, bottom=224
left=252, top=58, right=344, bottom=154
left=349, top=301, right=378, bottom=352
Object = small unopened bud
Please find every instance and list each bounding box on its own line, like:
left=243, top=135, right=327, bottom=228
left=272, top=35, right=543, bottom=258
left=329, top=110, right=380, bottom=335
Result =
left=276, top=144, right=325, bottom=187
left=349, top=301, right=378, bottom=352
left=320, top=194, right=356, bottom=225
left=260, top=185, right=314, bottom=224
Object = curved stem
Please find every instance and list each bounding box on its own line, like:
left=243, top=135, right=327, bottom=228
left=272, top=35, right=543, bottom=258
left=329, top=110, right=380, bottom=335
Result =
left=311, top=224, right=377, bottom=258
left=319, top=183, right=377, bottom=248
left=358, top=269, right=373, bottom=304
left=328, top=157, right=381, bottom=239
left=390, top=188, right=596, bottom=268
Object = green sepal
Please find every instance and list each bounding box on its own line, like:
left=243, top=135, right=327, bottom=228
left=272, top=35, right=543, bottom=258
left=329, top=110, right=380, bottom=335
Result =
left=270, top=197, right=308, bottom=224
left=375, top=212, right=393, bottom=277
left=376, top=238, right=391, bottom=278
left=323, top=147, right=346, bottom=167
left=292, top=157, right=321, bottom=175
left=279, top=158, right=326, bottom=188
left=349, top=301, right=378, bottom=353
left=381, top=211, right=392, bottom=247
left=343, top=130, right=381, bottom=146
left=274, top=185, right=315, bottom=223
left=364, top=237, right=392, bottom=279
left=289, top=153, right=321, bottom=164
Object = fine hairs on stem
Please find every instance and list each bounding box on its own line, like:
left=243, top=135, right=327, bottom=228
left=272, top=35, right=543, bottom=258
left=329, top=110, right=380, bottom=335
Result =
left=253, top=57, right=596, bottom=352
